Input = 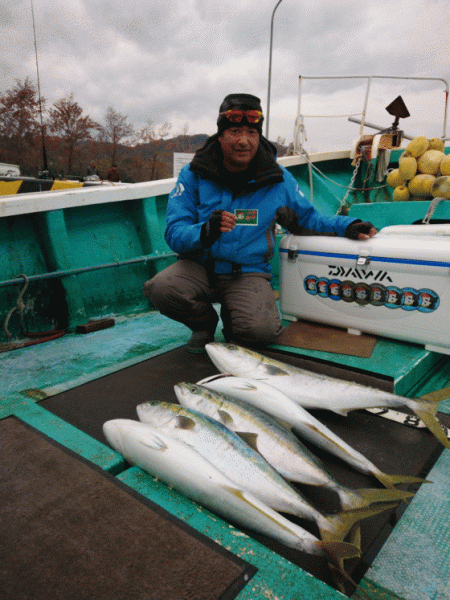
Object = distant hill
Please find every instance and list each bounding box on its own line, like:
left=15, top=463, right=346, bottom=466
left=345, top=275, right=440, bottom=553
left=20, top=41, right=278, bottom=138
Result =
left=43, top=133, right=290, bottom=183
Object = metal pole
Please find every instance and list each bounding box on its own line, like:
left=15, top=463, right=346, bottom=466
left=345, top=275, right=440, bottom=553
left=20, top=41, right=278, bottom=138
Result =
left=0, top=252, right=177, bottom=289
left=30, top=0, right=48, bottom=173
left=266, top=0, right=284, bottom=139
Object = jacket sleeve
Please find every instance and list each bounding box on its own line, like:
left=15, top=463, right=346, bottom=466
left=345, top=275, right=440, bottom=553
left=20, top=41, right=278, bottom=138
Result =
left=164, top=167, right=205, bottom=254
left=282, top=168, right=356, bottom=236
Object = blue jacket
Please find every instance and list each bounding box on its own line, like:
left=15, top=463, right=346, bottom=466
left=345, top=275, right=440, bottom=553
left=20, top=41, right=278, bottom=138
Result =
left=165, top=135, right=356, bottom=276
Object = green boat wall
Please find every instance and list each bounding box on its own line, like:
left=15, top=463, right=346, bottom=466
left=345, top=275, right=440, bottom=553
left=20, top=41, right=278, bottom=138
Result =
left=2, top=149, right=450, bottom=340
left=2, top=149, right=450, bottom=600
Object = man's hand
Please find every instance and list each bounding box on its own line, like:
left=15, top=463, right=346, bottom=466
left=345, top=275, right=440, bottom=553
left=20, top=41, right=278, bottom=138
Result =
left=218, top=210, right=237, bottom=232
left=345, top=220, right=377, bottom=240
left=200, top=210, right=237, bottom=247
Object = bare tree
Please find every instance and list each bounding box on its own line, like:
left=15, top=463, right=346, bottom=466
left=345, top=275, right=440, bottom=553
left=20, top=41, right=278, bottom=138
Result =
left=134, top=120, right=173, bottom=179
left=100, top=107, right=134, bottom=165
left=47, top=93, right=99, bottom=173
left=174, top=122, right=191, bottom=152
left=0, top=78, right=42, bottom=171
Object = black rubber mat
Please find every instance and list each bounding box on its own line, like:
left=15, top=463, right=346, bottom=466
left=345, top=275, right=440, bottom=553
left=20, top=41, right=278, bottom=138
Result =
left=0, top=417, right=257, bottom=600
left=40, top=345, right=449, bottom=594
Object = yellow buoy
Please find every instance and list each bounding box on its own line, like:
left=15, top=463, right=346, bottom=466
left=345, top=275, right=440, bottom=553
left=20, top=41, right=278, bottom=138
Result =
left=393, top=185, right=410, bottom=202
left=399, top=155, right=417, bottom=180
left=417, top=150, right=446, bottom=175
left=429, top=138, right=445, bottom=152
left=431, top=176, right=450, bottom=199
left=405, top=136, right=430, bottom=158
left=386, top=168, right=406, bottom=189
left=408, top=174, right=435, bottom=197
left=440, top=155, right=450, bottom=176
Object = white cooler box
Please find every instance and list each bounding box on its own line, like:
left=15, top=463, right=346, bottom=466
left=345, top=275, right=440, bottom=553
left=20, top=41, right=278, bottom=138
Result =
left=279, top=224, right=450, bottom=355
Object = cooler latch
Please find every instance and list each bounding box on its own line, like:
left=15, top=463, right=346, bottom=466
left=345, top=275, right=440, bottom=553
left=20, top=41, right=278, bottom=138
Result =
left=287, top=245, right=298, bottom=262
left=356, top=254, right=370, bottom=268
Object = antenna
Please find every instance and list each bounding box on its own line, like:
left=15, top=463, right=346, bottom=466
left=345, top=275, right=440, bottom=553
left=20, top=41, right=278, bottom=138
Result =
left=30, top=0, right=48, bottom=173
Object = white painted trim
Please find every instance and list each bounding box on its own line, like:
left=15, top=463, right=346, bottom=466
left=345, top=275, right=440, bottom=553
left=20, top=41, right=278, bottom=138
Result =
left=277, top=150, right=351, bottom=168
left=0, top=149, right=351, bottom=218
left=0, top=178, right=176, bottom=218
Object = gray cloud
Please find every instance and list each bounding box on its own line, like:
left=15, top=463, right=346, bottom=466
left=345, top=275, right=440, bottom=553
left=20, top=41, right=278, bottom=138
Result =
left=2, top=0, right=450, bottom=146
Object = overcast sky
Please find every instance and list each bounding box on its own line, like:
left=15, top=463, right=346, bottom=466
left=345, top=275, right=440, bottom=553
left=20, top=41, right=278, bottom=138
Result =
left=2, top=0, right=450, bottom=150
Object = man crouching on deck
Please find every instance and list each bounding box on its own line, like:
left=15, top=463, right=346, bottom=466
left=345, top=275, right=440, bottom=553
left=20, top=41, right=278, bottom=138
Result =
left=144, top=93, right=377, bottom=353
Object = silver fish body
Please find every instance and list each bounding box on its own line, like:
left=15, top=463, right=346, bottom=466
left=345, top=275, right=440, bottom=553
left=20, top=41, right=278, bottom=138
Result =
left=102, top=418, right=359, bottom=564
left=136, top=400, right=341, bottom=536
left=194, top=375, right=416, bottom=509
left=205, top=343, right=450, bottom=451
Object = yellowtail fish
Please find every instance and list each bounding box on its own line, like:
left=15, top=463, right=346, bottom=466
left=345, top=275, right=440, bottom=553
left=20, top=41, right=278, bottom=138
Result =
left=184, top=377, right=418, bottom=509
left=102, top=418, right=360, bottom=569
left=205, top=343, right=450, bottom=451
left=137, top=400, right=399, bottom=543
left=192, top=374, right=427, bottom=489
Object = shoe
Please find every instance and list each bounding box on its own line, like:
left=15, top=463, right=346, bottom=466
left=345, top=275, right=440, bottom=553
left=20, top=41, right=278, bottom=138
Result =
left=187, top=330, right=215, bottom=354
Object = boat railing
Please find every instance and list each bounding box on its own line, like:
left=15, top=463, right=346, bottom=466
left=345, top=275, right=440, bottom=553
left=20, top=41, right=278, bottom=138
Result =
left=294, top=75, right=450, bottom=153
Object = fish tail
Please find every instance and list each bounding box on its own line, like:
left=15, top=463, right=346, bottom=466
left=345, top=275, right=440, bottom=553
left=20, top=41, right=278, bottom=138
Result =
left=327, top=561, right=375, bottom=599
left=337, top=486, right=415, bottom=511
left=409, top=396, right=450, bottom=450
left=318, top=502, right=400, bottom=543
left=373, top=470, right=432, bottom=489
left=320, top=540, right=381, bottom=599
left=346, top=523, right=361, bottom=550
left=315, top=539, right=360, bottom=563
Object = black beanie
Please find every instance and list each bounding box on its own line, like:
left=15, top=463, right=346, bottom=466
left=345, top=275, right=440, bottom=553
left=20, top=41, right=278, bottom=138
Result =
left=217, top=93, right=264, bottom=135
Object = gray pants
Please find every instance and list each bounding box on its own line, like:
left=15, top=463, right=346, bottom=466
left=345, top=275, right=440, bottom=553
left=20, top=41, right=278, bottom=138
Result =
left=143, top=259, right=284, bottom=346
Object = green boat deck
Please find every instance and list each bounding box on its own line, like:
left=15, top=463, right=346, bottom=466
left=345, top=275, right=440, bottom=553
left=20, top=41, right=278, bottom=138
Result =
left=1, top=307, right=449, bottom=600
left=2, top=150, right=450, bottom=598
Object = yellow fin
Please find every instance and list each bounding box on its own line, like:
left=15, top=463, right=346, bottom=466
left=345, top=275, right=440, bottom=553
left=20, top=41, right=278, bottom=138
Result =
left=414, top=406, right=450, bottom=450
left=316, top=540, right=360, bottom=566
left=236, top=431, right=260, bottom=452
left=218, top=409, right=236, bottom=428
left=419, top=386, right=450, bottom=403
left=346, top=523, right=361, bottom=550
left=319, top=502, right=400, bottom=543
left=175, top=416, right=196, bottom=430
left=343, top=487, right=415, bottom=510
left=407, top=393, right=450, bottom=449
left=373, top=471, right=431, bottom=489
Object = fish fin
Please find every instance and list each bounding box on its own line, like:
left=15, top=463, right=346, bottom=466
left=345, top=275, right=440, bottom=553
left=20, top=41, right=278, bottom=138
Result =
left=316, top=540, right=360, bottom=568
left=339, top=487, right=415, bottom=511
left=235, top=382, right=259, bottom=391
left=175, top=416, right=196, bottom=430
left=141, top=436, right=168, bottom=451
left=346, top=523, right=361, bottom=550
left=327, top=561, right=364, bottom=597
left=196, top=374, right=232, bottom=385
left=409, top=398, right=450, bottom=450
left=318, top=502, right=400, bottom=543
left=299, top=423, right=357, bottom=460
left=264, top=365, right=291, bottom=376
left=329, top=407, right=352, bottom=416
left=419, top=386, right=450, bottom=403
left=217, top=409, right=236, bottom=428
left=373, top=471, right=432, bottom=489
left=223, top=486, right=298, bottom=534
left=236, top=431, right=260, bottom=452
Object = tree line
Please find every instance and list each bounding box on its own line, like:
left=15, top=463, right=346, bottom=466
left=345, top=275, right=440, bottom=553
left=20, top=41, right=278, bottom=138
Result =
left=0, top=78, right=289, bottom=183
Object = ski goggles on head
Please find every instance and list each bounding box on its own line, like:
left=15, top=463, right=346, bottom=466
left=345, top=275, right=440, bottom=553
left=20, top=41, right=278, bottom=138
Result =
left=219, top=109, right=263, bottom=124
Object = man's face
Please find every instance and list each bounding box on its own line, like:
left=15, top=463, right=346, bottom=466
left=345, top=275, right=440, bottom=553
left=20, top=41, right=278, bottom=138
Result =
left=218, top=126, right=259, bottom=172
